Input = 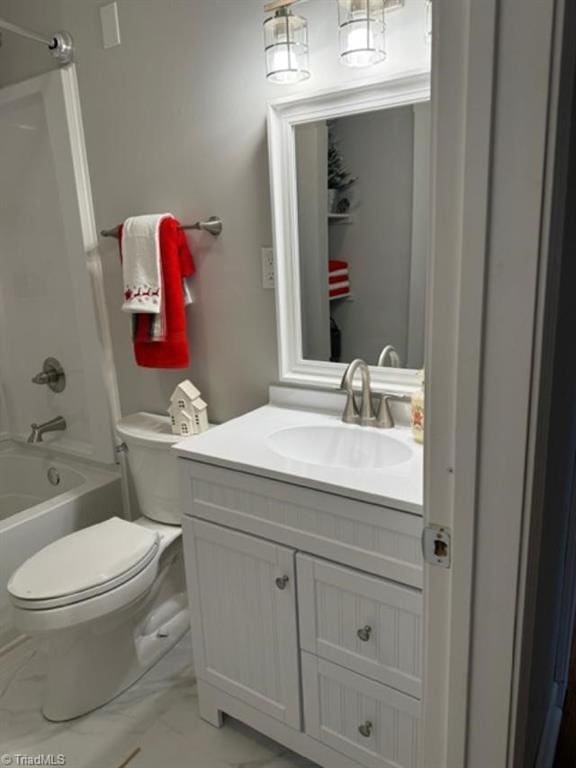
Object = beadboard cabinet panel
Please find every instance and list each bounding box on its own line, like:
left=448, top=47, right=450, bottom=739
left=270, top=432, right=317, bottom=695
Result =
left=183, top=518, right=301, bottom=728
left=298, top=555, right=422, bottom=698
left=182, top=462, right=423, bottom=588
left=302, top=653, right=421, bottom=768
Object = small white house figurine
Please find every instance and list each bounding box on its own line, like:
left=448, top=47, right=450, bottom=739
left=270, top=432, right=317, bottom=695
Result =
left=168, top=380, right=209, bottom=437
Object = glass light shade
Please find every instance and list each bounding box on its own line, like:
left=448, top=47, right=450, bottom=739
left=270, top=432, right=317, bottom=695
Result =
left=264, top=9, right=310, bottom=84
left=338, top=0, right=386, bottom=68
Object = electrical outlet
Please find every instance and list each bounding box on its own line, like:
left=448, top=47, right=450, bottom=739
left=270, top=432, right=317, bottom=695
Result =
left=261, top=247, right=274, bottom=289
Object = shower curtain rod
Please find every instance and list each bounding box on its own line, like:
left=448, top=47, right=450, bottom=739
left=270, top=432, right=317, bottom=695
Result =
left=0, top=18, right=74, bottom=65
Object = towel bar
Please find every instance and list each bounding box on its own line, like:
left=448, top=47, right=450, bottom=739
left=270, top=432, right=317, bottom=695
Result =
left=100, top=216, right=223, bottom=239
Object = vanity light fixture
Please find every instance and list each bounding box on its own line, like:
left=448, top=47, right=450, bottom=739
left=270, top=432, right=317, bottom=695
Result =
left=264, top=0, right=310, bottom=84
left=338, top=0, right=386, bottom=68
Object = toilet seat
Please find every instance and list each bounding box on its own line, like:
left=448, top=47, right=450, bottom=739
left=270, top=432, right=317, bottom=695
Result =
left=8, top=517, right=160, bottom=611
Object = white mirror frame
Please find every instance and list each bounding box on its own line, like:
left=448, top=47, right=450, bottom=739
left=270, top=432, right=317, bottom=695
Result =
left=267, top=72, right=431, bottom=394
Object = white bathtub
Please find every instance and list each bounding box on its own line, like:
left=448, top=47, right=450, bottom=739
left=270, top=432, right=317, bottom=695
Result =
left=0, top=442, right=122, bottom=649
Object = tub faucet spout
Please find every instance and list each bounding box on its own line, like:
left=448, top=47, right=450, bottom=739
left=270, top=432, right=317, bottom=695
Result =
left=27, top=416, right=67, bottom=443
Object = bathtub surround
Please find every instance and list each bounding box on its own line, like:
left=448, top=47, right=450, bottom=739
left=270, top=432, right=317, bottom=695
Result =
left=0, top=0, right=430, bottom=423
left=0, top=65, right=116, bottom=461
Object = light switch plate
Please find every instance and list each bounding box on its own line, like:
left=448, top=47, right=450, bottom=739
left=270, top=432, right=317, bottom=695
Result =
left=100, top=2, right=121, bottom=49
left=261, top=247, right=274, bottom=289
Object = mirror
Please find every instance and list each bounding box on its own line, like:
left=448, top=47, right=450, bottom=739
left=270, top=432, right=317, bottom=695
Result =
left=268, top=75, right=431, bottom=392
left=296, top=103, right=430, bottom=369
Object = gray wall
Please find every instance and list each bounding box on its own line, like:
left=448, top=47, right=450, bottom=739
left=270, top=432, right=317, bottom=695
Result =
left=0, top=0, right=430, bottom=423
left=331, top=107, right=414, bottom=365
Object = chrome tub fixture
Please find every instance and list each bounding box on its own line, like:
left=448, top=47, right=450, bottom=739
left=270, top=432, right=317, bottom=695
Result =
left=338, top=0, right=386, bottom=68
left=27, top=416, right=67, bottom=444
left=264, top=0, right=310, bottom=84
left=31, top=358, right=66, bottom=393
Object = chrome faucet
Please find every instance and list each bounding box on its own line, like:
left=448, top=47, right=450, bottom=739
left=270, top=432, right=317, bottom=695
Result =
left=27, top=416, right=67, bottom=443
left=340, top=359, right=375, bottom=426
left=377, top=345, right=401, bottom=368
left=340, top=358, right=411, bottom=429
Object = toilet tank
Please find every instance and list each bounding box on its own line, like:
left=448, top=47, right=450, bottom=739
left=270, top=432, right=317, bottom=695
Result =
left=117, top=412, right=182, bottom=525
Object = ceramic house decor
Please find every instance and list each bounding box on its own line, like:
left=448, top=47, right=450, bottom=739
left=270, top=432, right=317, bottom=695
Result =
left=168, top=380, right=209, bottom=437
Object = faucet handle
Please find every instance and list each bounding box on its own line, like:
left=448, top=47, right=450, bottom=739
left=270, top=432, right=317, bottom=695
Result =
left=341, top=392, right=358, bottom=424
left=375, top=396, right=394, bottom=429
left=375, top=393, right=411, bottom=429
left=340, top=361, right=360, bottom=424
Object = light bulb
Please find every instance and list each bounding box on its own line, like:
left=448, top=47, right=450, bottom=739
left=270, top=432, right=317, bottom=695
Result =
left=339, top=3, right=385, bottom=68
left=264, top=8, right=310, bottom=84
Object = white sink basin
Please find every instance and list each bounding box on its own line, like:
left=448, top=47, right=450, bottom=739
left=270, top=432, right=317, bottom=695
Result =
left=268, top=425, right=413, bottom=470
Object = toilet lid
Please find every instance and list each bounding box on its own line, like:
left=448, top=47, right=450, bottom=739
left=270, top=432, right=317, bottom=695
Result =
left=8, top=517, right=160, bottom=606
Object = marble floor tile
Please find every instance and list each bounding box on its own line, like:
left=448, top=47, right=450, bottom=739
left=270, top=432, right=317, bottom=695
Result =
left=0, top=634, right=318, bottom=768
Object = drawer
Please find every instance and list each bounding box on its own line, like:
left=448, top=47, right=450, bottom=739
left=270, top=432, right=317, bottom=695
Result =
left=181, top=461, right=422, bottom=588
left=302, top=654, right=420, bottom=768
left=297, top=555, right=421, bottom=698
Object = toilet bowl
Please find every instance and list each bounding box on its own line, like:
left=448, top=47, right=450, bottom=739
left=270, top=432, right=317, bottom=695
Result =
left=7, top=413, right=189, bottom=722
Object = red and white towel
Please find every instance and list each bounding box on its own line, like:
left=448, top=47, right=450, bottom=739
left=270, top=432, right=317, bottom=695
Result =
left=118, top=216, right=196, bottom=368
left=122, top=214, right=170, bottom=315
left=329, top=259, right=350, bottom=300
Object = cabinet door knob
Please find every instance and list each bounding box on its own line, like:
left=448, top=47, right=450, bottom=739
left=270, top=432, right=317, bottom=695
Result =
left=275, top=575, right=290, bottom=590
left=357, top=625, right=372, bottom=642
left=358, top=720, right=373, bottom=738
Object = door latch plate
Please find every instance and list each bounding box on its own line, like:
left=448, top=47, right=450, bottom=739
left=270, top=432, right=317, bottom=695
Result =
left=422, top=525, right=451, bottom=568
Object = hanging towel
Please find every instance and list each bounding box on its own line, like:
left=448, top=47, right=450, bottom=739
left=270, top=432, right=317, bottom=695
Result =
left=328, top=259, right=350, bottom=299
left=119, top=217, right=196, bottom=368
left=121, top=214, right=171, bottom=314
left=329, top=281, right=351, bottom=300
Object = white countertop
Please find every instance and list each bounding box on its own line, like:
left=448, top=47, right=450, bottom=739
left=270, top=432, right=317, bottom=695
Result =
left=175, top=405, right=423, bottom=515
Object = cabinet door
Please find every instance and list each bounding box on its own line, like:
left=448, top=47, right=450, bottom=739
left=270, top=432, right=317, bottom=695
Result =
left=184, top=518, right=301, bottom=728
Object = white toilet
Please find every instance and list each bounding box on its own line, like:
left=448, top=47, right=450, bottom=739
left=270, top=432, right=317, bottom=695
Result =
left=7, top=412, right=189, bottom=722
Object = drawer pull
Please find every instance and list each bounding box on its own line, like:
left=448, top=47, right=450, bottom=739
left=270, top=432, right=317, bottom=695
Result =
left=357, top=625, right=372, bottom=642
left=275, top=575, right=290, bottom=590
left=358, top=720, right=373, bottom=738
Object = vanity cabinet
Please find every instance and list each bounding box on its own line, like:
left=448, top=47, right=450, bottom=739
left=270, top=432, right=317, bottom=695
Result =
left=181, top=460, right=423, bottom=768
left=184, top=518, right=301, bottom=728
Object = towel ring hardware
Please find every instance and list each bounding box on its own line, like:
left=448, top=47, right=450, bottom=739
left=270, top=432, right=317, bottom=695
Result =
left=100, top=216, right=223, bottom=239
